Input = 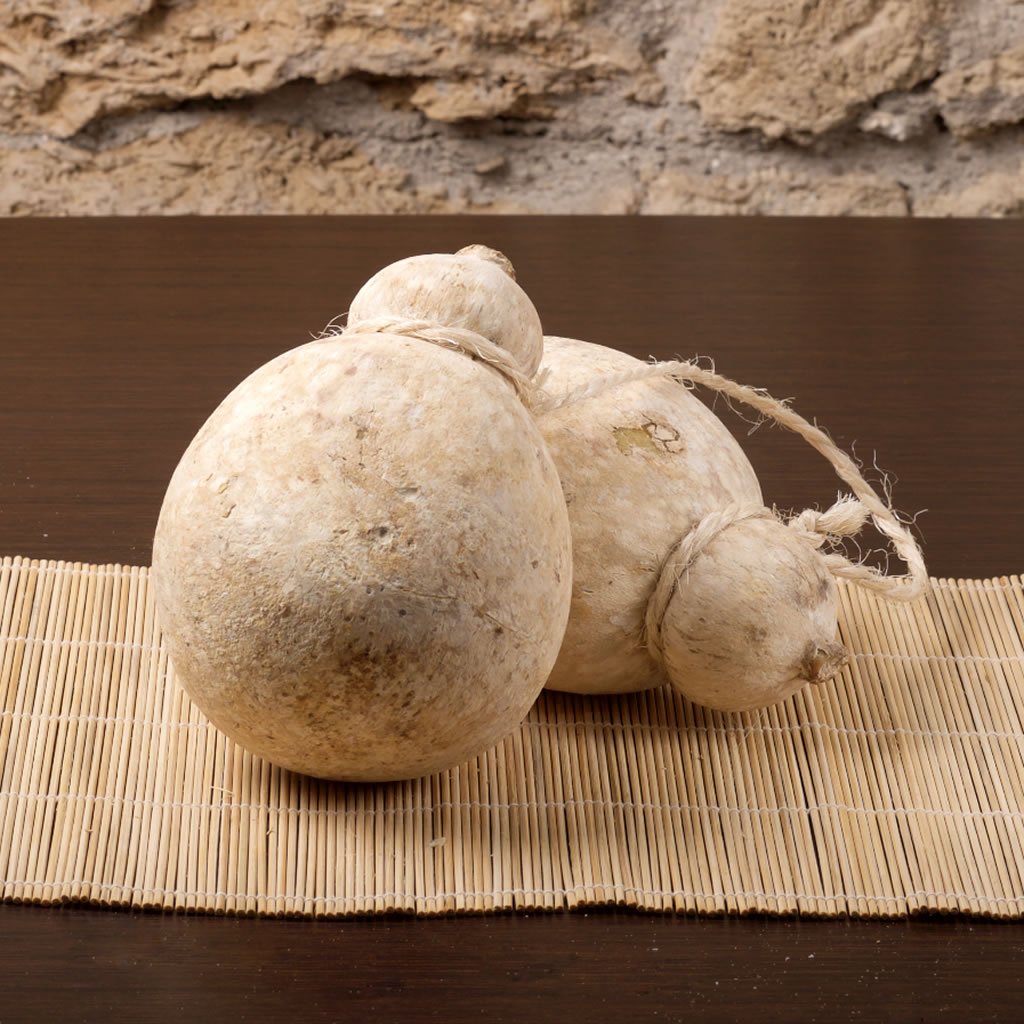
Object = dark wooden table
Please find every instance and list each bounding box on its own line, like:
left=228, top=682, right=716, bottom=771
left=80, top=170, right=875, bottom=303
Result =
left=1, top=217, right=1022, bottom=1021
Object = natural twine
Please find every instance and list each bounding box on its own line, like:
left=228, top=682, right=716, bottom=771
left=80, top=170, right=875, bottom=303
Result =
left=537, top=359, right=930, bottom=603
left=338, top=316, right=538, bottom=407
left=642, top=498, right=870, bottom=666
left=644, top=503, right=766, bottom=667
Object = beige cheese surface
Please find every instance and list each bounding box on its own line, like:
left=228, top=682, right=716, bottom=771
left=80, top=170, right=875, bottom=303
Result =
left=153, top=333, right=572, bottom=781
left=538, top=336, right=762, bottom=695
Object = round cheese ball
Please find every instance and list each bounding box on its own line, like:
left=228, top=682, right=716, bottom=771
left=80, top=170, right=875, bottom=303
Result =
left=653, top=515, right=848, bottom=712
left=348, top=246, right=544, bottom=378
left=537, top=336, right=763, bottom=695
left=152, top=258, right=571, bottom=781
left=538, top=336, right=848, bottom=712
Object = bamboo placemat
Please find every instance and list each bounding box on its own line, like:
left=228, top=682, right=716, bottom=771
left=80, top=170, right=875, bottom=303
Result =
left=2, top=556, right=1023, bottom=919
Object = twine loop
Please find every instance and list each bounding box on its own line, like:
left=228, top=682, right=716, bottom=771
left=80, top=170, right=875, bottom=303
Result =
left=644, top=493, right=899, bottom=667
left=540, top=357, right=930, bottom=603
left=336, top=316, right=537, bottom=407
left=644, top=503, right=767, bottom=666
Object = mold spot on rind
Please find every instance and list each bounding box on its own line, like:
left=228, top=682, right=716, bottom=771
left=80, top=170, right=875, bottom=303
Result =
left=614, top=426, right=658, bottom=455
left=612, top=421, right=685, bottom=456
left=746, top=624, right=769, bottom=645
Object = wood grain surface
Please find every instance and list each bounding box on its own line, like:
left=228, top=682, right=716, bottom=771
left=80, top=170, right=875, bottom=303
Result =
left=1, top=904, right=1021, bottom=1023
left=1, top=217, right=1022, bottom=1022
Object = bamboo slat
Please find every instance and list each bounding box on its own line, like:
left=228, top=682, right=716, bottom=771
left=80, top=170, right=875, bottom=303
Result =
left=2, top=556, right=1023, bottom=918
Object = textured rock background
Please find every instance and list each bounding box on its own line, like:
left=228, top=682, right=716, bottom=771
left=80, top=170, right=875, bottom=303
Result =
left=2, top=0, right=1024, bottom=216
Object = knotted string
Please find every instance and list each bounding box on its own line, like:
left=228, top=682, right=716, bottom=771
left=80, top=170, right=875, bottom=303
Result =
left=332, top=316, right=539, bottom=407
left=644, top=503, right=767, bottom=667
left=642, top=496, right=873, bottom=666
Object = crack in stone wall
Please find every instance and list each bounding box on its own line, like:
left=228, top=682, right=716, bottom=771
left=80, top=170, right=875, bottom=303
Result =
left=2, top=0, right=1024, bottom=216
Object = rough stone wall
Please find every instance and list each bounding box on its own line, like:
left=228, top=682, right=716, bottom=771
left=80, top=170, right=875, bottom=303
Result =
left=2, top=0, right=1024, bottom=216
